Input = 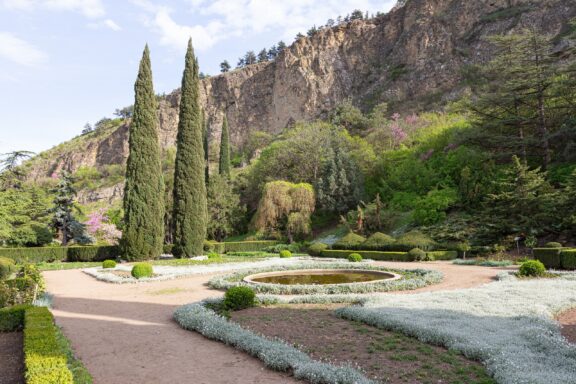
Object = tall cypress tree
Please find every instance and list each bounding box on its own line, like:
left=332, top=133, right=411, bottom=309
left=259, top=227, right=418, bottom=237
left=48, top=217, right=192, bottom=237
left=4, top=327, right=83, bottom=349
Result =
left=172, top=39, right=207, bottom=257
left=219, top=115, right=231, bottom=177
left=202, top=109, right=210, bottom=185
left=121, top=45, right=165, bottom=261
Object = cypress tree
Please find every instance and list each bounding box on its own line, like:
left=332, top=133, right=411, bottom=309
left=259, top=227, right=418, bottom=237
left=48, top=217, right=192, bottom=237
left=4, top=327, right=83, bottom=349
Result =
left=172, top=39, right=207, bottom=257
left=202, top=109, right=209, bottom=185
left=121, top=45, right=165, bottom=261
left=219, top=115, right=231, bottom=177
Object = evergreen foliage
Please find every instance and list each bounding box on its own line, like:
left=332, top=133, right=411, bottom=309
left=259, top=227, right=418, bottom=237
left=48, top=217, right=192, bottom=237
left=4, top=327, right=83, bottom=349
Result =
left=219, top=115, right=231, bottom=177
left=121, top=45, right=165, bottom=261
left=202, top=109, right=210, bottom=185
left=51, top=172, right=91, bottom=246
left=207, top=174, right=245, bottom=241
left=172, top=39, right=208, bottom=257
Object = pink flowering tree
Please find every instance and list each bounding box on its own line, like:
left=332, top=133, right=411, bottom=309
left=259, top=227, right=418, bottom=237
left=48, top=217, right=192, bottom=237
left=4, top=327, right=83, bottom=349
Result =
left=85, top=209, right=121, bottom=245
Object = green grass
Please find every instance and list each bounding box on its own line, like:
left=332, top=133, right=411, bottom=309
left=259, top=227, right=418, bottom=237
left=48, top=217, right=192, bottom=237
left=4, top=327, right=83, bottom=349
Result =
left=36, top=261, right=102, bottom=271
left=148, top=255, right=268, bottom=266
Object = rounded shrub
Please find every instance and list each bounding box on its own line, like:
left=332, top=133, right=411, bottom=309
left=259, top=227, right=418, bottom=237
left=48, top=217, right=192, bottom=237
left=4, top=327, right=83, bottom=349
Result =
left=131, top=262, right=153, bottom=279
left=308, top=243, right=328, bottom=256
left=279, top=250, right=292, bottom=258
left=207, top=252, right=221, bottom=260
left=102, top=260, right=117, bottom=269
left=0, top=257, right=17, bottom=280
left=332, top=232, right=366, bottom=250
left=347, top=253, right=363, bottom=262
left=396, top=231, right=437, bottom=251
left=518, top=260, right=546, bottom=277
left=544, top=242, right=563, bottom=248
left=223, top=286, right=256, bottom=311
left=363, top=232, right=396, bottom=251
left=408, top=248, right=428, bottom=262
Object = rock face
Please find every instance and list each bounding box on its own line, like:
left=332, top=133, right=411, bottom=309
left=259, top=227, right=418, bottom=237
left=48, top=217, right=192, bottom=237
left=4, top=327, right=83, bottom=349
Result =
left=25, top=0, right=576, bottom=190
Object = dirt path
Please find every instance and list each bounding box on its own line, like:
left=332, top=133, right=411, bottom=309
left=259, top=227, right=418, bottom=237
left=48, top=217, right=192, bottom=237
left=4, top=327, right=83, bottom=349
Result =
left=43, top=261, right=507, bottom=384
left=557, top=308, right=576, bottom=343
left=0, top=332, right=24, bottom=384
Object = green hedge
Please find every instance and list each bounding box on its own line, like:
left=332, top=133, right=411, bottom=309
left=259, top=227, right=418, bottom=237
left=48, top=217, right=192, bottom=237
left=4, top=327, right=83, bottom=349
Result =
left=223, top=241, right=278, bottom=253
left=561, top=249, right=576, bottom=270
left=24, top=307, right=74, bottom=384
left=0, top=246, right=119, bottom=264
left=426, top=251, right=458, bottom=260
left=534, top=248, right=563, bottom=269
left=0, top=304, right=31, bottom=331
left=321, top=250, right=411, bottom=261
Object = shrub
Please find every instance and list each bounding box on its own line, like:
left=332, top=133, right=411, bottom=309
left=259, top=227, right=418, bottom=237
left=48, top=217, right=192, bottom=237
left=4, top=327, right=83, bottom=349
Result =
left=264, top=243, right=303, bottom=254
left=163, top=244, right=173, bottom=254
left=560, top=249, right=576, bottom=270
left=203, top=240, right=226, bottom=254
left=0, top=247, right=67, bottom=264
left=102, top=260, right=117, bottom=269
left=0, top=256, right=16, bottom=280
left=534, top=248, right=563, bottom=269
left=207, top=252, right=222, bottom=260
left=518, top=260, right=546, bottom=277
left=408, top=248, right=428, bottom=261
left=7, top=223, right=53, bottom=247
left=279, top=250, right=292, bottom=258
left=332, top=233, right=366, bottom=250
left=347, top=253, right=363, bottom=262
left=307, top=242, right=328, bottom=256
left=0, top=304, right=30, bottom=331
left=426, top=251, right=458, bottom=260
left=320, top=250, right=410, bottom=261
left=395, top=231, right=437, bottom=251
left=223, top=286, right=256, bottom=310
left=362, top=232, right=396, bottom=250
left=66, top=245, right=119, bottom=262
left=131, top=263, right=153, bottom=279
left=223, top=241, right=278, bottom=253
left=544, top=242, right=563, bottom=248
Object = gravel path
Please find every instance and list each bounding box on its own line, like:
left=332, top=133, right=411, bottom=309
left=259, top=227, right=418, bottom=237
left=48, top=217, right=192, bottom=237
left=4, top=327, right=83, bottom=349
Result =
left=0, top=332, right=24, bottom=384
left=43, top=261, right=507, bottom=384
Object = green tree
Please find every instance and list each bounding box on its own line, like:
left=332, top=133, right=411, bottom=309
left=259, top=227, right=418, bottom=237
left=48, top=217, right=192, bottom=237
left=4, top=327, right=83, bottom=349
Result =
left=121, top=45, right=165, bottom=260
left=171, top=39, right=207, bottom=257
left=51, top=172, right=91, bottom=246
left=202, top=109, right=210, bottom=185
left=252, top=181, right=315, bottom=242
left=207, top=174, right=246, bottom=241
left=219, top=115, right=231, bottom=177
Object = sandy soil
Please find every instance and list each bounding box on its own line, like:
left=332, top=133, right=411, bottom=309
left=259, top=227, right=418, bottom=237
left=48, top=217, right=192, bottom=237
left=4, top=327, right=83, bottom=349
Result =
left=43, top=261, right=508, bottom=384
left=557, top=308, right=576, bottom=343
left=0, top=332, right=24, bottom=384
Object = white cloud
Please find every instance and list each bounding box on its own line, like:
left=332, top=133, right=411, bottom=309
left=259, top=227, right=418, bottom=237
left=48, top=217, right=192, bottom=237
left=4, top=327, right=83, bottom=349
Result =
left=134, top=0, right=396, bottom=52
left=0, top=32, right=47, bottom=66
left=103, top=18, right=121, bottom=31
left=1, top=0, right=105, bottom=18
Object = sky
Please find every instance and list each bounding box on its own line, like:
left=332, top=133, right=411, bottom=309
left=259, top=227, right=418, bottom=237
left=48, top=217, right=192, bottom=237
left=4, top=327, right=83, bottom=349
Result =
left=0, top=0, right=396, bottom=155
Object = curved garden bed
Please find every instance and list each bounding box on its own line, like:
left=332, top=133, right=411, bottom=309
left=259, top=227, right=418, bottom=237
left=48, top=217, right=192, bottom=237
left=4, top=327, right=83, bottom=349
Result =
left=208, top=262, right=443, bottom=295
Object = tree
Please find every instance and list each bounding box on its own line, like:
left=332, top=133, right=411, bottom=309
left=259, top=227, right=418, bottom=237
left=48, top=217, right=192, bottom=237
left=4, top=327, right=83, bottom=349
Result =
left=257, top=49, right=268, bottom=63
left=121, top=45, right=165, bottom=260
left=277, top=41, right=287, bottom=53
left=82, top=123, right=93, bottom=134
left=171, top=39, right=208, bottom=257
left=219, top=115, right=231, bottom=178
left=51, top=172, right=92, bottom=246
left=252, top=181, right=315, bottom=242
left=267, top=45, right=277, bottom=60
left=0, top=150, right=35, bottom=189
left=207, top=174, right=245, bottom=241
left=244, top=51, right=257, bottom=65
left=220, top=60, right=231, bottom=73
left=202, top=109, right=209, bottom=185
left=114, top=105, right=133, bottom=119
left=350, top=9, right=364, bottom=20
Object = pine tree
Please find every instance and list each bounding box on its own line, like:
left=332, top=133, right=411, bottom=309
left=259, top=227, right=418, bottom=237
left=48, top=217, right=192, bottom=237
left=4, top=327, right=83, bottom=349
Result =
left=172, top=39, right=208, bottom=257
left=220, top=60, right=231, bottom=73
left=219, top=115, right=231, bottom=178
left=52, top=172, right=92, bottom=246
left=121, top=45, right=165, bottom=260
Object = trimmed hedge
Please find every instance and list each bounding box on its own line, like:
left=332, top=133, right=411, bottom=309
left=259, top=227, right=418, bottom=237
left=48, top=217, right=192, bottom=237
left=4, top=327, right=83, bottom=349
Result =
left=321, top=250, right=411, bottom=262
left=426, top=251, right=458, bottom=260
left=223, top=241, right=278, bottom=253
left=0, top=246, right=119, bottom=264
left=332, top=233, right=366, bottom=250
left=534, top=248, right=563, bottom=269
left=560, top=249, right=576, bottom=270
left=362, top=232, right=396, bottom=250
left=24, top=307, right=74, bottom=384
left=0, top=304, right=30, bottom=331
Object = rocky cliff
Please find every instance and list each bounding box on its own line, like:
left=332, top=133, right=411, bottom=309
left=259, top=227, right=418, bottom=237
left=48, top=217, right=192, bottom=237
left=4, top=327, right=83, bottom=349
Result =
left=24, top=0, right=576, bottom=203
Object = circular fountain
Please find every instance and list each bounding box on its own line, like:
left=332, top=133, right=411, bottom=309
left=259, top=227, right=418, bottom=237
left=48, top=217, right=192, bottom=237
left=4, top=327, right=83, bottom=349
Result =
left=243, top=269, right=400, bottom=286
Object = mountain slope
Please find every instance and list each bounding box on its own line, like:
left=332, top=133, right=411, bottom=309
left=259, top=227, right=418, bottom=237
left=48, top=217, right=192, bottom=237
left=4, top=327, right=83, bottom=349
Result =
left=23, top=0, right=576, bottom=203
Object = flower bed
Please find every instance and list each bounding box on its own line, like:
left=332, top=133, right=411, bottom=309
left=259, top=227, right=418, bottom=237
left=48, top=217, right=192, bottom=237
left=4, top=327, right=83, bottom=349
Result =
left=335, top=274, right=576, bottom=384
left=83, top=257, right=306, bottom=284
left=452, top=259, right=513, bottom=267
left=173, top=302, right=374, bottom=384
left=208, top=262, right=443, bottom=295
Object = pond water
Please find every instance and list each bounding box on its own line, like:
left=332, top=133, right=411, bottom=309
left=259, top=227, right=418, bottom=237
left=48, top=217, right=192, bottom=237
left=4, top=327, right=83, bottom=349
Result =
left=249, top=270, right=394, bottom=285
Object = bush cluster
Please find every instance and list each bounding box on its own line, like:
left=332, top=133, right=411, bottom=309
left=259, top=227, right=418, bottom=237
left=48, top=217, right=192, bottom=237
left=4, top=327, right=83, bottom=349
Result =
left=362, top=232, right=396, bottom=250
left=102, top=260, right=117, bottom=269
left=279, top=250, right=292, bottom=258
left=131, top=263, right=153, bottom=279
left=408, top=248, right=429, bottom=261
left=307, top=242, right=328, bottom=256
left=223, top=286, right=256, bottom=310
left=544, top=242, right=563, bottom=248
left=347, top=253, right=363, bottom=262
left=332, top=233, right=366, bottom=250
left=223, top=241, right=278, bottom=253
left=534, top=248, right=576, bottom=270
left=0, top=256, right=16, bottom=280
left=321, top=250, right=410, bottom=261
left=518, top=260, right=546, bottom=277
